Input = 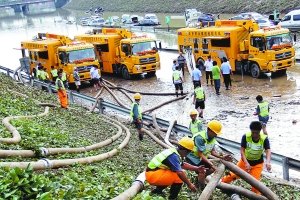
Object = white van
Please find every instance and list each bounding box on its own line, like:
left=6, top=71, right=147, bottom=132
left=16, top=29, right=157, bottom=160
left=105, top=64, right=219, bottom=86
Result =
left=279, top=9, right=300, bottom=30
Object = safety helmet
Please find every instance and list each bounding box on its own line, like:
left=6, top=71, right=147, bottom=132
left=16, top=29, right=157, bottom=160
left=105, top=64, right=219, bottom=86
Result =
left=190, top=109, right=198, bottom=116
left=133, top=93, right=142, bottom=100
left=178, top=137, right=194, bottom=151
left=207, top=120, right=222, bottom=135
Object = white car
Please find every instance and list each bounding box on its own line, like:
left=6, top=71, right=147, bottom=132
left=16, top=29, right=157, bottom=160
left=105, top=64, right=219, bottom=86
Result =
left=279, top=9, right=300, bottom=31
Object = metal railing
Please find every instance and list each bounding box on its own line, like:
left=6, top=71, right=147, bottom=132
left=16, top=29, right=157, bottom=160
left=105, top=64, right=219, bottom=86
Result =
left=0, top=65, right=299, bottom=181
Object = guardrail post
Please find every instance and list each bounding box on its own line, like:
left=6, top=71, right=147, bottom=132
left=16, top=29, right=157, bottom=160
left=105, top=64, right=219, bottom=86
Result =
left=98, top=98, right=104, bottom=114
left=47, top=83, right=52, bottom=94
left=69, top=91, right=74, bottom=104
left=282, top=157, right=290, bottom=181
left=6, top=69, right=10, bottom=76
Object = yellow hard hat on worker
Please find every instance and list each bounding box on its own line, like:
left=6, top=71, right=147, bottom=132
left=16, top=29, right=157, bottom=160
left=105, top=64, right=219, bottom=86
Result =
left=133, top=93, right=142, bottom=100
left=178, top=137, right=194, bottom=151
left=207, top=120, right=222, bottom=135
left=190, top=109, right=198, bottom=116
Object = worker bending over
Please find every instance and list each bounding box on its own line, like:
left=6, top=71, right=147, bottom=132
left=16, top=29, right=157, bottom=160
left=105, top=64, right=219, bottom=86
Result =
left=146, top=137, right=204, bottom=200
left=55, top=71, right=68, bottom=109
left=130, top=93, right=144, bottom=141
left=186, top=120, right=232, bottom=187
left=222, top=121, right=271, bottom=194
left=254, top=95, right=270, bottom=135
left=189, top=109, right=203, bottom=136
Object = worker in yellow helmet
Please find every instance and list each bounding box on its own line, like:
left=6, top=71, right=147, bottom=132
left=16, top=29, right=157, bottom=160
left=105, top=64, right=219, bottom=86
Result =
left=186, top=120, right=232, bottom=188
left=146, top=137, right=205, bottom=199
left=189, top=109, right=203, bottom=136
left=130, top=93, right=144, bottom=140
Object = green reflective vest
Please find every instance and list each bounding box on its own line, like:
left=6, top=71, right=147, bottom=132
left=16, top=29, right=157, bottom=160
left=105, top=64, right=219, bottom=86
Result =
left=130, top=102, right=142, bottom=120
left=148, top=148, right=180, bottom=170
left=36, top=69, right=41, bottom=78
left=51, top=69, right=58, bottom=77
left=55, top=78, right=65, bottom=90
left=40, top=71, right=49, bottom=80
left=189, top=119, right=203, bottom=135
left=195, top=87, right=204, bottom=100
left=258, top=101, right=269, bottom=117
left=245, top=132, right=267, bottom=161
left=173, top=70, right=181, bottom=81
left=192, top=131, right=216, bottom=157
left=61, top=72, right=67, bottom=82
left=212, top=65, right=221, bottom=80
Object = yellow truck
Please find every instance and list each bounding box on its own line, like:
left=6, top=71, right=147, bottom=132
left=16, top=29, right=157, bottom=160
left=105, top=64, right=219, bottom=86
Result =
left=177, top=20, right=295, bottom=78
left=75, top=28, right=160, bottom=79
left=21, top=33, right=100, bottom=83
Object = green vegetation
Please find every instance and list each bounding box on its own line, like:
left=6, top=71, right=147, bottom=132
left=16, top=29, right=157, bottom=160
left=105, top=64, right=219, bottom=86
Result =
left=0, top=73, right=299, bottom=199
left=66, top=0, right=299, bottom=14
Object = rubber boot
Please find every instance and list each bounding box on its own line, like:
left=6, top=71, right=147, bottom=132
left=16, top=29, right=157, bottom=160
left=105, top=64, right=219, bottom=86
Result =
left=168, top=183, right=182, bottom=200
left=138, top=131, right=143, bottom=141
left=175, top=92, right=178, bottom=97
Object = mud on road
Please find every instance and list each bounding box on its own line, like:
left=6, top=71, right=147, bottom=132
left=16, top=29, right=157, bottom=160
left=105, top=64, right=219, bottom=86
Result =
left=81, top=51, right=300, bottom=161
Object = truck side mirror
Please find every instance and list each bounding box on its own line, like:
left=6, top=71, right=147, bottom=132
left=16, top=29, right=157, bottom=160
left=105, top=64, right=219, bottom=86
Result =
left=122, top=44, right=128, bottom=53
left=58, top=52, right=64, bottom=64
left=294, top=34, right=297, bottom=42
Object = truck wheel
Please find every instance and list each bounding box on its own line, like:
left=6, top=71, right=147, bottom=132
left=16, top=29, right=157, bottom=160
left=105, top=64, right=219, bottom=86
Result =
left=122, top=67, right=131, bottom=80
left=147, top=71, right=156, bottom=77
left=250, top=63, right=261, bottom=78
left=197, top=58, right=205, bottom=71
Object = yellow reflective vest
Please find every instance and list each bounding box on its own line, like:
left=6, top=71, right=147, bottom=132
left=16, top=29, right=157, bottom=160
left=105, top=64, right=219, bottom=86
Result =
left=148, top=148, right=180, bottom=170
left=245, top=132, right=267, bottom=161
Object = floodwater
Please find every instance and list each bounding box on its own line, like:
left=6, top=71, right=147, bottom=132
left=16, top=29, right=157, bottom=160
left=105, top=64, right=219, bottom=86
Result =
left=0, top=9, right=300, bottom=164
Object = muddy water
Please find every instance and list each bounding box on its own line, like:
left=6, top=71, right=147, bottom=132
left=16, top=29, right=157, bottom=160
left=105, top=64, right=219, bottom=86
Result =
left=0, top=9, right=299, bottom=161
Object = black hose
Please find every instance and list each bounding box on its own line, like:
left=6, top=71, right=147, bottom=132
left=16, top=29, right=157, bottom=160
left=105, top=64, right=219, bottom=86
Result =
left=107, top=86, right=188, bottom=96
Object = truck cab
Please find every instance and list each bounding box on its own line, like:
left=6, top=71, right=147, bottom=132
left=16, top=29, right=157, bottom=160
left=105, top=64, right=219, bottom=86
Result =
left=75, top=28, right=160, bottom=79
left=21, top=33, right=100, bottom=83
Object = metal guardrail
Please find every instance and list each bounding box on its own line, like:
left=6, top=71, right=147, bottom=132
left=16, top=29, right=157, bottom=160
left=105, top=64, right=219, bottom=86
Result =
left=0, top=65, right=299, bottom=181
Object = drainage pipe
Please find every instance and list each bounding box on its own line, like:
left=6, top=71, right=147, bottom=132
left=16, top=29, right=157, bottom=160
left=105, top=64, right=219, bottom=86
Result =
left=221, top=160, right=279, bottom=200
left=142, top=95, right=187, bottom=114
left=164, top=120, right=176, bottom=148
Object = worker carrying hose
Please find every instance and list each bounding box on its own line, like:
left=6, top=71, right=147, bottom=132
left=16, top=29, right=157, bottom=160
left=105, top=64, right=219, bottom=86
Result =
left=146, top=137, right=205, bottom=200
left=221, top=121, right=271, bottom=194
left=55, top=71, right=68, bottom=109
left=130, top=93, right=143, bottom=140
left=186, top=120, right=232, bottom=188
left=189, top=109, right=203, bottom=136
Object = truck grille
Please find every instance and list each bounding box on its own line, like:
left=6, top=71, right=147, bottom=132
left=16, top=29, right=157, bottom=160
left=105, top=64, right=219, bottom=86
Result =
left=140, top=57, right=156, bottom=64
left=77, top=65, right=93, bottom=72
left=275, top=51, right=292, bottom=60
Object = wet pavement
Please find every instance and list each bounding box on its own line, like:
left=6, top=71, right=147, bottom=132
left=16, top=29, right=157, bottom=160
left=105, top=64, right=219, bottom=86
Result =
left=81, top=50, right=300, bottom=161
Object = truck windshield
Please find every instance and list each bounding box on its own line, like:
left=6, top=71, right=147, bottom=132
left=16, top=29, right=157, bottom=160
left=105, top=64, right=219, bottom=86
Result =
left=266, top=33, right=292, bottom=50
left=131, top=41, right=157, bottom=55
left=68, top=48, right=96, bottom=63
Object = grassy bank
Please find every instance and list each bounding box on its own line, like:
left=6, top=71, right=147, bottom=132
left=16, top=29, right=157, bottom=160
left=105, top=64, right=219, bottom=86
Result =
left=0, top=73, right=300, bottom=199
left=65, top=0, right=299, bottom=14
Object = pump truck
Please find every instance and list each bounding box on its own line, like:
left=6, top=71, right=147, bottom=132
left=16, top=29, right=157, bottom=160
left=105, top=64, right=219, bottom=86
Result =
left=21, top=33, right=100, bottom=83
left=178, top=20, right=295, bottom=78
left=75, top=28, right=160, bottom=79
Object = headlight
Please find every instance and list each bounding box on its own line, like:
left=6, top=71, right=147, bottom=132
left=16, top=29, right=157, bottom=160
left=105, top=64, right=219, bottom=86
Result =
left=135, top=65, right=141, bottom=71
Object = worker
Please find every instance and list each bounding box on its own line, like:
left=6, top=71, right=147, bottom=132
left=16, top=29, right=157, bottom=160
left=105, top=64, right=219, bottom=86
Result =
left=254, top=95, right=270, bottom=135
left=193, top=83, right=205, bottom=118
left=177, top=52, right=186, bottom=76
left=186, top=120, right=232, bottom=187
left=36, top=66, right=43, bottom=80
left=220, top=57, right=232, bottom=90
left=130, top=93, right=144, bottom=141
left=221, top=121, right=271, bottom=194
left=172, top=60, right=178, bottom=71
left=59, top=69, right=68, bottom=89
left=90, top=66, right=102, bottom=92
left=39, top=67, right=50, bottom=83
left=189, top=109, right=203, bottom=136
left=55, top=71, right=68, bottom=109
left=204, top=56, right=213, bottom=86
left=146, top=137, right=204, bottom=200
left=172, top=66, right=184, bottom=97
left=192, top=64, right=202, bottom=87
left=50, top=66, right=58, bottom=82
left=211, top=61, right=221, bottom=95
left=34, top=63, right=42, bottom=79
left=73, top=67, right=81, bottom=93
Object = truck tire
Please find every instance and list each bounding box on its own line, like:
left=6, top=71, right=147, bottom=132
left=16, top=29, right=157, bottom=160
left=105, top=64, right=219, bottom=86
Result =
left=122, top=67, right=131, bottom=80
left=250, top=63, right=261, bottom=78
left=147, top=71, right=156, bottom=77
left=197, top=58, right=205, bottom=71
